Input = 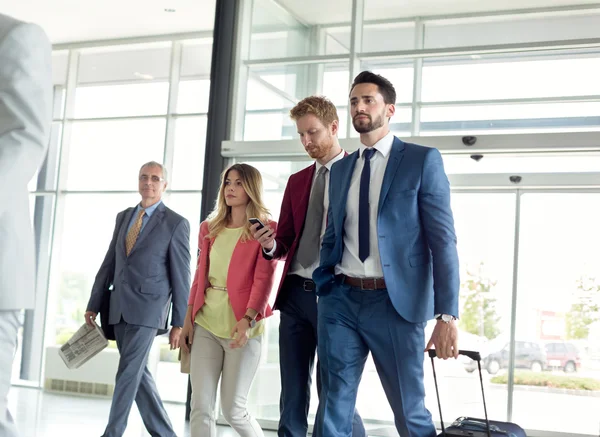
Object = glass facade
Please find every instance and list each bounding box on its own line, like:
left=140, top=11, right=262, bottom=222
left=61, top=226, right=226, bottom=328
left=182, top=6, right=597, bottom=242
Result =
left=13, top=1, right=600, bottom=436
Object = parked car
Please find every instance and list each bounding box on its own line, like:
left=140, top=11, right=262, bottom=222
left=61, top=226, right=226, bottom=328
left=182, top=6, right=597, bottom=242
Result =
left=544, top=341, right=581, bottom=373
left=463, top=340, right=547, bottom=375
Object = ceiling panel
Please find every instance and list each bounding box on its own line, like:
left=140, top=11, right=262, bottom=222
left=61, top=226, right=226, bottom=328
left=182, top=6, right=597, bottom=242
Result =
left=0, top=0, right=215, bottom=43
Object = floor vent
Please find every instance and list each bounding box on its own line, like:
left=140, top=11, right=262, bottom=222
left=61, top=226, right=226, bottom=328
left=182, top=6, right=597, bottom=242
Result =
left=44, top=378, right=114, bottom=398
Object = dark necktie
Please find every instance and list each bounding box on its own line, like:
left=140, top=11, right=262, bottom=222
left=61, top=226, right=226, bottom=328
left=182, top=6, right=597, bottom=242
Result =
left=359, top=148, right=376, bottom=262
left=296, top=166, right=328, bottom=268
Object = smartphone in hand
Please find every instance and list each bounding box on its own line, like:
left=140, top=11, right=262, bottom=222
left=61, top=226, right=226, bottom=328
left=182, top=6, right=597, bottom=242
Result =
left=248, top=218, right=265, bottom=231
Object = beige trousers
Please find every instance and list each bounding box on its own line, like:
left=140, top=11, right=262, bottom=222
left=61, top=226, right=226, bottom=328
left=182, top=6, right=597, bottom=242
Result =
left=189, top=323, right=264, bottom=437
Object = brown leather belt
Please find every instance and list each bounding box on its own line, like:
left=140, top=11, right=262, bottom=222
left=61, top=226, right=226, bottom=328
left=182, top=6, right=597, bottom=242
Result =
left=337, top=275, right=386, bottom=290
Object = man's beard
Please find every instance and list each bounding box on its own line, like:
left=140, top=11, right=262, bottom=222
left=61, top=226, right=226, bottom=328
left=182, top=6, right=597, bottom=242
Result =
left=353, top=113, right=384, bottom=134
left=307, top=138, right=333, bottom=160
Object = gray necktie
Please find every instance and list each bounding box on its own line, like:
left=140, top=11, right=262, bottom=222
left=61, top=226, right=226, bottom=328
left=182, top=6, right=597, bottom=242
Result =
left=296, top=166, right=328, bottom=268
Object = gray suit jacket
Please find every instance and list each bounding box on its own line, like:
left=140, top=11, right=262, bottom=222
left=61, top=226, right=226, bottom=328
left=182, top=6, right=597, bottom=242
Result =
left=86, top=203, right=192, bottom=329
left=0, top=14, right=52, bottom=310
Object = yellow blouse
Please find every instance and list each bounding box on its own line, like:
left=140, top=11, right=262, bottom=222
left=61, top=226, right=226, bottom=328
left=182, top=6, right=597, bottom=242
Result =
left=194, top=227, right=264, bottom=339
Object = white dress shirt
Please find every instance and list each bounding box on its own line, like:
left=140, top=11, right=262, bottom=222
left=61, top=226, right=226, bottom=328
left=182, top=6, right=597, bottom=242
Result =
left=266, top=150, right=346, bottom=279
left=335, top=132, right=394, bottom=279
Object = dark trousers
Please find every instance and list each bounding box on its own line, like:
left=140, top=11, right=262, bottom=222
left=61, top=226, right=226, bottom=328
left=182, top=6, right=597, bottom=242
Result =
left=277, top=275, right=366, bottom=437
left=316, top=281, right=436, bottom=437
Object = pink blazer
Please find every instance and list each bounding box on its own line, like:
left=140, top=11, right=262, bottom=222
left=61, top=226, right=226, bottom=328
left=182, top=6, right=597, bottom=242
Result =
left=188, top=220, right=278, bottom=323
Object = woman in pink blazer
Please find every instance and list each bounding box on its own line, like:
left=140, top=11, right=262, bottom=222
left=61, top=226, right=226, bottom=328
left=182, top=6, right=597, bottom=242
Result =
left=181, top=163, right=277, bottom=437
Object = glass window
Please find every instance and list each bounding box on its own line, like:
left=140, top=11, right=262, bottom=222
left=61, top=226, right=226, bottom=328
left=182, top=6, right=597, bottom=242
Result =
left=323, top=69, right=352, bottom=107
left=177, top=80, right=211, bottom=114
left=154, top=192, right=201, bottom=403
left=325, top=26, right=352, bottom=56
left=74, top=82, right=170, bottom=119
left=45, top=193, right=141, bottom=355
left=421, top=101, right=600, bottom=135
left=362, top=22, right=415, bottom=53
left=421, top=51, right=600, bottom=103
left=360, top=61, right=414, bottom=104
left=65, top=119, right=166, bottom=190
left=177, top=39, right=213, bottom=114
left=420, top=193, right=516, bottom=423
left=180, top=38, right=213, bottom=79
left=74, top=43, right=172, bottom=118
left=425, top=11, right=600, bottom=49
left=514, top=193, right=600, bottom=434
left=250, top=0, right=352, bottom=59
left=245, top=63, right=351, bottom=141
left=244, top=112, right=291, bottom=141
left=389, top=107, right=412, bottom=137
left=77, top=43, right=172, bottom=84
left=170, top=116, right=208, bottom=190
left=442, top=152, right=600, bottom=175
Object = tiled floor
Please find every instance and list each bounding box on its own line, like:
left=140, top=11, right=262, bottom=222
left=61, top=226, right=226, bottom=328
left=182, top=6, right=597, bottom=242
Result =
left=8, top=386, right=278, bottom=437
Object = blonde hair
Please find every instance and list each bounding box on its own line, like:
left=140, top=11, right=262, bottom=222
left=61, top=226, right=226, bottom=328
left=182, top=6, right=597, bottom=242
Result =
left=206, top=163, right=270, bottom=241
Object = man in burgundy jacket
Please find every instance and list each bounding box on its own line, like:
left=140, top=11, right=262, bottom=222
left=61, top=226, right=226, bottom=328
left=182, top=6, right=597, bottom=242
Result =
left=252, top=96, right=365, bottom=437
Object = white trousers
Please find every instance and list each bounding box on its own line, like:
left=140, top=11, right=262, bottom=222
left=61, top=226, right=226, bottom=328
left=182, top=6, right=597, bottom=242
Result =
left=189, top=323, right=264, bottom=437
left=0, top=311, right=20, bottom=437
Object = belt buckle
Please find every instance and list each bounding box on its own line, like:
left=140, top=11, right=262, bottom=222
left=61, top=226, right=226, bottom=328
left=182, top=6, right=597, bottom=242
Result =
left=303, top=280, right=315, bottom=292
left=360, top=278, right=377, bottom=290
left=360, top=278, right=369, bottom=290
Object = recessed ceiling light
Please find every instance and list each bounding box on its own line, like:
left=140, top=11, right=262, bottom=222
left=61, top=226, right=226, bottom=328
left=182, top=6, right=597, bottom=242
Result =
left=164, top=8, right=176, bottom=12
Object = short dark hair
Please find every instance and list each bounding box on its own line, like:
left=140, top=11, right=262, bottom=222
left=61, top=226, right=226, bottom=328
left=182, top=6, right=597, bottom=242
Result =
left=350, top=71, right=396, bottom=105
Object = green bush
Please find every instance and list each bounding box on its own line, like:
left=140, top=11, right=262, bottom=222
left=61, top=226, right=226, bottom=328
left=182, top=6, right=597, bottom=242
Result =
left=55, top=330, right=76, bottom=345
left=491, top=371, right=600, bottom=391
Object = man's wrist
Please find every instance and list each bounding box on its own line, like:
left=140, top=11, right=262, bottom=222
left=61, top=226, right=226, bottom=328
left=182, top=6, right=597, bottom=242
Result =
left=263, top=241, right=276, bottom=256
left=435, top=314, right=456, bottom=323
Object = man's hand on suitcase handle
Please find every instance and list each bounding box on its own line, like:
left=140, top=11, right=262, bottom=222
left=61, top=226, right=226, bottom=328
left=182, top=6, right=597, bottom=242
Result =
left=425, top=318, right=459, bottom=359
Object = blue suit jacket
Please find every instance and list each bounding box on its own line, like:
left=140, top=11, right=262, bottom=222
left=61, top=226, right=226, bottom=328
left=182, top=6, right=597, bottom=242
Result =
left=313, top=137, right=459, bottom=323
left=87, top=202, right=191, bottom=330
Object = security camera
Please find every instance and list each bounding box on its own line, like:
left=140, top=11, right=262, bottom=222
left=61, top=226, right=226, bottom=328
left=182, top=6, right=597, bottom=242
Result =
left=470, top=154, right=483, bottom=162
left=462, top=136, right=477, bottom=146
left=509, top=175, right=522, bottom=184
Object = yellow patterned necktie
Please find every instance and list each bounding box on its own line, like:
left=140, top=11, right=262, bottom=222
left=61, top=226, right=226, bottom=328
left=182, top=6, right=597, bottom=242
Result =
left=126, top=209, right=146, bottom=256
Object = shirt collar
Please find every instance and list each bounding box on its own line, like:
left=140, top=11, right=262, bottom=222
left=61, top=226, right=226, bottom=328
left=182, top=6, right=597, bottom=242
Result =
left=137, top=200, right=162, bottom=217
left=359, top=131, right=394, bottom=159
left=315, top=149, right=345, bottom=173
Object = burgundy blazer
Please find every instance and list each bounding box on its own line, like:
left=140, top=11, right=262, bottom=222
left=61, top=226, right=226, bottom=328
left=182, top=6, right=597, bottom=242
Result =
left=268, top=152, right=347, bottom=308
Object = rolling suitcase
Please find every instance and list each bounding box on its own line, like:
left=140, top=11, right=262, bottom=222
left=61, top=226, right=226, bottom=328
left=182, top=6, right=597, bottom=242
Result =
left=428, top=349, right=527, bottom=437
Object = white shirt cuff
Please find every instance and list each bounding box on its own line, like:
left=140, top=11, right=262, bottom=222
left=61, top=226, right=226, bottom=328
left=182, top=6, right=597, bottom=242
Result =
left=263, top=240, right=277, bottom=257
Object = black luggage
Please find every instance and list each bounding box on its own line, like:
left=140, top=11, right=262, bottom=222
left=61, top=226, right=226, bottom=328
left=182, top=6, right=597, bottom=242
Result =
left=428, top=349, right=527, bottom=437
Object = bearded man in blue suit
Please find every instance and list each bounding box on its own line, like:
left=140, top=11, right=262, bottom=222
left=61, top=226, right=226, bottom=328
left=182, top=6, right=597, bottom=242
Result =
left=313, top=71, right=460, bottom=437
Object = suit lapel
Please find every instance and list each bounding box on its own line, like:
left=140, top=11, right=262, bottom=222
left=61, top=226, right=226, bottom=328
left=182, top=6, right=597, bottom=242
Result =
left=296, top=164, right=316, bottom=234
left=338, top=152, right=359, bottom=226
left=378, top=137, right=406, bottom=214
left=129, top=203, right=166, bottom=256
left=119, top=207, right=137, bottom=256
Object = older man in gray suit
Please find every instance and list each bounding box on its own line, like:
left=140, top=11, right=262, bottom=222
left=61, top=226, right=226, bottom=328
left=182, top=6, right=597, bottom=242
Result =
left=0, top=13, right=52, bottom=437
left=85, top=161, right=191, bottom=437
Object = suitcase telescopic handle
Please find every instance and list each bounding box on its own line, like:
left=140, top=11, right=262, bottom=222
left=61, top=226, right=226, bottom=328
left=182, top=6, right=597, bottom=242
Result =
left=427, top=349, right=481, bottom=362
left=427, top=349, right=491, bottom=437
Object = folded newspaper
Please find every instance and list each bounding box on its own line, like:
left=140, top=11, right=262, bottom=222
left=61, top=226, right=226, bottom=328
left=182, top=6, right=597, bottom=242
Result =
left=59, top=322, right=109, bottom=369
